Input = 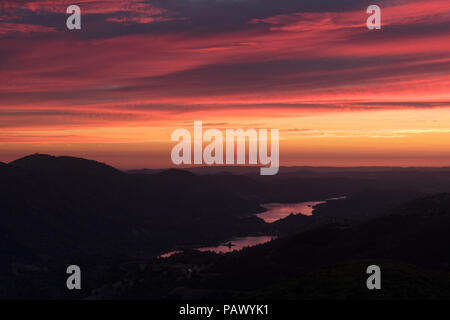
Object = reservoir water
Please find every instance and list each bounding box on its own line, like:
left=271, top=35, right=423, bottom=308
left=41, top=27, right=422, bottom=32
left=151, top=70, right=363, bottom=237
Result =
left=196, top=236, right=276, bottom=254
left=257, top=196, right=346, bottom=223
left=158, top=236, right=275, bottom=258
left=158, top=196, right=345, bottom=258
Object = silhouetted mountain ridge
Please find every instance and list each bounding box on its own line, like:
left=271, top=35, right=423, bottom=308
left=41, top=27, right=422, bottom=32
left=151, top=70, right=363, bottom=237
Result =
left=0, top=154, right=264, bottom=266
left=9, top=153, right=122, bottom=177
left=155, top=168, right=197, bottom=178
left=390, top=193, right=450, bottom=217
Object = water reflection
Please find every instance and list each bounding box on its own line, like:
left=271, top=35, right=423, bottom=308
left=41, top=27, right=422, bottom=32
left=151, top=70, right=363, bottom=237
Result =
left=158, top=250, right=183, bottom=258
left=197, top=236, right=277, bottom=254
left=158, top=196, right=346, bottom=258
left=257, top=196, right=346, bottom=223
left=258, top=201, right=325, bottom=222
left=158, top=236, right=276, bottom=258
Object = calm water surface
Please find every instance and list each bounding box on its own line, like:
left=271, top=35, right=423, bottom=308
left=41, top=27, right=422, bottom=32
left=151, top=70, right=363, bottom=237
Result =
left=257, top=196, right=346, bottom=223
left=197, top=236, right=276, bottom=254
left=158, top=236, right=275, bottom=258
left=158, top=196, right=345, bottom=258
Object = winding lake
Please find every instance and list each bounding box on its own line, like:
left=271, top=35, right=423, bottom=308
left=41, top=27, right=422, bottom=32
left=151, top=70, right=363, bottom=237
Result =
left=158, top=196, right=345, bottom=258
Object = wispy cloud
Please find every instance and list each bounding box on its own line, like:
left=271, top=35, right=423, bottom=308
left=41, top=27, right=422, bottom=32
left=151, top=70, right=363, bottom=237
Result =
left=1, top=0, right=449, bottom=167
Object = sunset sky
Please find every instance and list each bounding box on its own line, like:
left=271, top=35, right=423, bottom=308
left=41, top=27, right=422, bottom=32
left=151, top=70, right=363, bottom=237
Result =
left=1, top=0, right=449, bottom=168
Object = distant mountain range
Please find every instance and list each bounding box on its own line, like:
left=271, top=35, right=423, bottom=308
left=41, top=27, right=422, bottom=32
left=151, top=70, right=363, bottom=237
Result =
left=2, top=154, right=450, bottom=299
left=0, top=154, right=263, bottom=261
left=129, top=166, right=450, bottom=176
